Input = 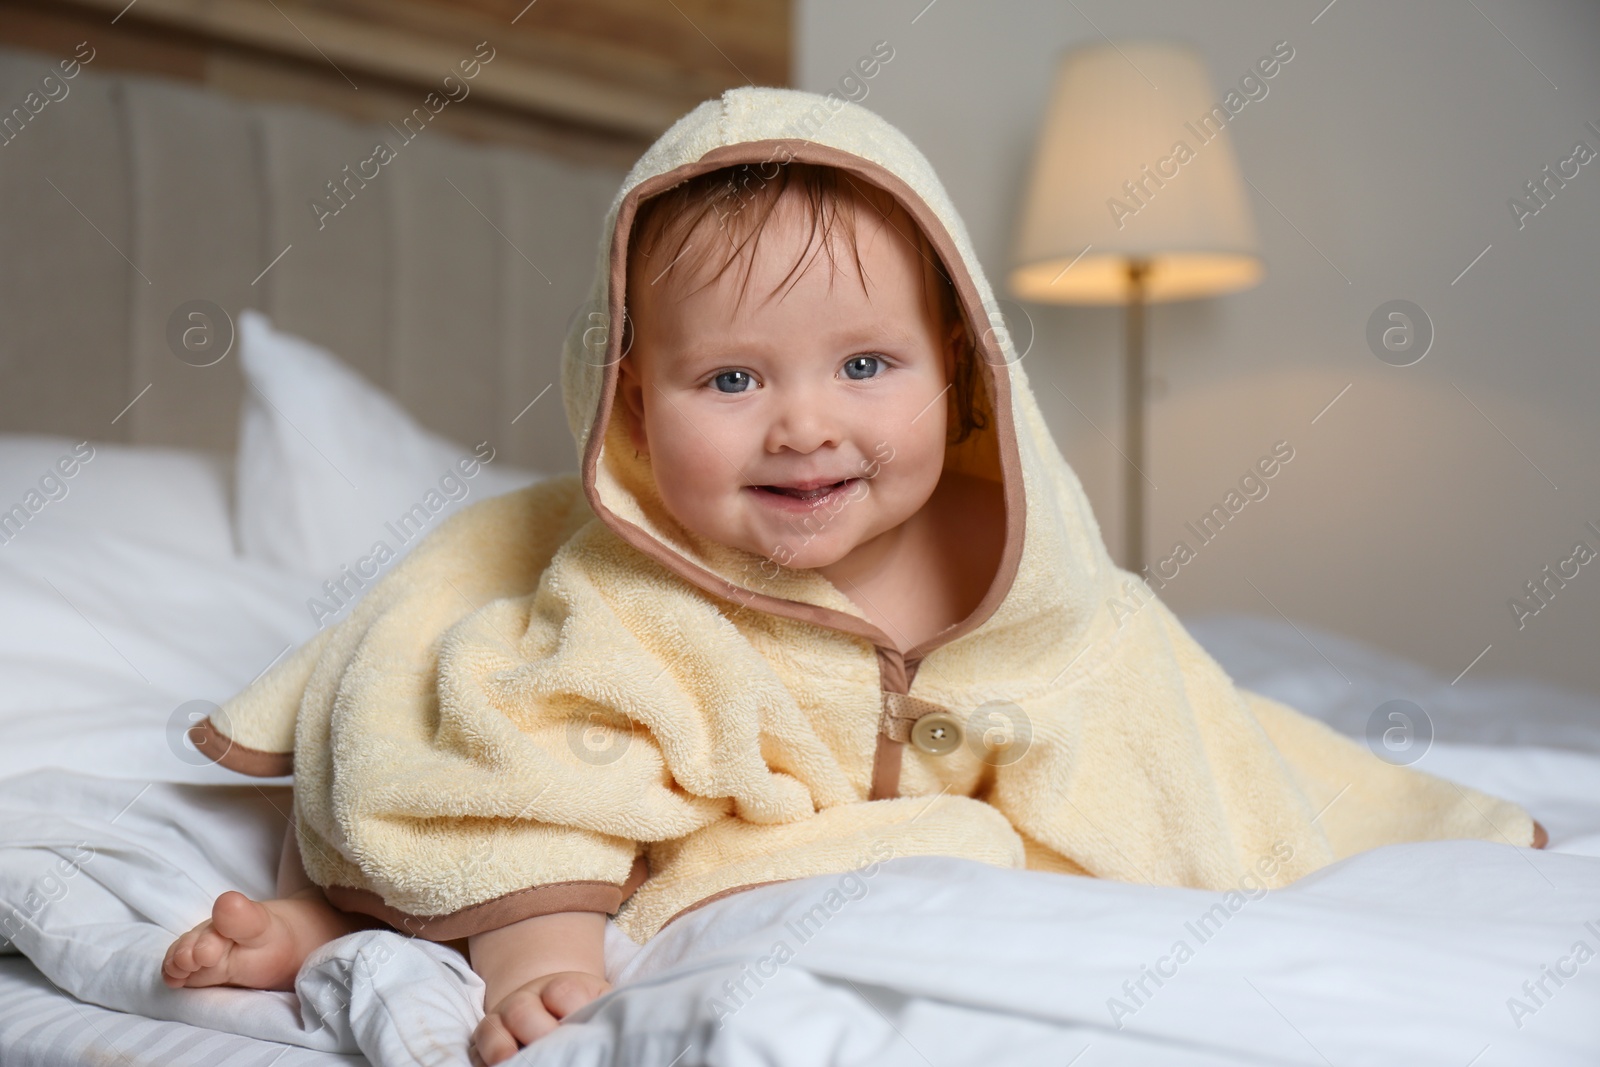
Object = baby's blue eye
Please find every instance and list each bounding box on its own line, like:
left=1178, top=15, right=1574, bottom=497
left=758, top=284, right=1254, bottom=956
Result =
left=843, top=355, right=882, bottom=380
left=712, top=370, right=754, bottom=393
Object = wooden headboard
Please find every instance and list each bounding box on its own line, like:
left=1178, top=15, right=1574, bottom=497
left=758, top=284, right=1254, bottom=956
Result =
left=0, top=0, right=787, bottom=470
left=0, top=42, right=629, bottom=472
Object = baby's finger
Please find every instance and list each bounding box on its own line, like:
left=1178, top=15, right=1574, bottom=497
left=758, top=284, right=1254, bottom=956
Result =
left=541, top=973, right=610, bottom=1019
left=472, top=1012, right=521, bottom=1066
left=500, top=992, right=561, bottom=1044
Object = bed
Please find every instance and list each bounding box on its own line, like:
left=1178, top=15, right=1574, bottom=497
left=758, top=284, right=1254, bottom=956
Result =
left=5, top=376, right=1600, bottom=1066
left=4, top=41, right=1600, bottom=1067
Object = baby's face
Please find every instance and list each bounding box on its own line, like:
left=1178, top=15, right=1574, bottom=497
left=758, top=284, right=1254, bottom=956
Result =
left=619, top=196, right=958, bottom=572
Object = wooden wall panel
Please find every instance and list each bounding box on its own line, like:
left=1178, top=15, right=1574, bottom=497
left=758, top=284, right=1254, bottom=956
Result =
left=0, top=0, right=789, bottom=164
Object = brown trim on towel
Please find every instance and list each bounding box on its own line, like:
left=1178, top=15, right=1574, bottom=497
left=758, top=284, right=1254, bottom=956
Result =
left=869, top=648, right=925, bottom=800
left=879, top=691, right=958, bottom=743
left=658, top=878, right=794, bottom=932
left=324, top=854, right=651, bottom=942
left=187, top=717, right=293, bottom=777
left=869, top=735, right=906, bottom=804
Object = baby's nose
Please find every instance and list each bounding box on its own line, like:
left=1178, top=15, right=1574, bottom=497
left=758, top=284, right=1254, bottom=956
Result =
left=766, top=386, right=844, bottom=453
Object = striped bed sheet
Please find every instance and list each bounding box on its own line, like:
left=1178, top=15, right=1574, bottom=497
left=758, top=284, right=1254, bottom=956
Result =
left=0, top=957, right=362, bottom=1067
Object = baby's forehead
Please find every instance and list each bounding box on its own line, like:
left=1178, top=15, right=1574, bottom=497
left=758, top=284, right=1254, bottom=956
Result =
left=634, top=268, right=930, bottom=356
left=623, top=172, right=953, bottom=358
left=638, top=215, right=928, bottom=317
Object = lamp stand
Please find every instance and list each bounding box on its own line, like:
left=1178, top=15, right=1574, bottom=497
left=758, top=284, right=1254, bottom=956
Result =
left=1123, top=259, right=1150, bottom=575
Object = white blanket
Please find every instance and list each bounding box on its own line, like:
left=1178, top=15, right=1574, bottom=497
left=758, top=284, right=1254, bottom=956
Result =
left=3, top=745, right=1598, bottom=1067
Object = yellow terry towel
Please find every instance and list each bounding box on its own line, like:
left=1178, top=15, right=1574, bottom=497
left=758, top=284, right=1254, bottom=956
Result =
left=192, top=87, right=1536, bottom=945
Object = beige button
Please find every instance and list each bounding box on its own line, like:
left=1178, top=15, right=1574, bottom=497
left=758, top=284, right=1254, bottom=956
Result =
left=911, top=713, right=962, bottom=756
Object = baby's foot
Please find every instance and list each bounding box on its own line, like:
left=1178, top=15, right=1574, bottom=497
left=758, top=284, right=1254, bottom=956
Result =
left=161, top=889, right=365, bottom=992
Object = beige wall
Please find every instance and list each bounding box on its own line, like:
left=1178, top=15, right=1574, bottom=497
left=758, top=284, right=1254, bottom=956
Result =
left=798, top=0, right=1600, bottom=697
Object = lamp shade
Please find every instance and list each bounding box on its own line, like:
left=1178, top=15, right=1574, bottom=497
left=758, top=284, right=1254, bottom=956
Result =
left=1010, top=40, right=1263, bottom=305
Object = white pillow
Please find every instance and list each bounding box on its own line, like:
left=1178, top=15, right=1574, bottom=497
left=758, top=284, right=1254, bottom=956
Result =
left=234, top=310, right=542, bottom=578
left=0, top=434, right=234, bottom=559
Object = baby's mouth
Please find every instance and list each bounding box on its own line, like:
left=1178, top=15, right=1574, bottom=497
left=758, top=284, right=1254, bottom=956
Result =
left=752, top=478, right=857, bottom=503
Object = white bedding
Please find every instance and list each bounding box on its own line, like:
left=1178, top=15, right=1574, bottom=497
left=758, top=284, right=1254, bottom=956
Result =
left=4, top=387, right=1599, bottom=1066
left=4, top=751, right=1600, bottom=1067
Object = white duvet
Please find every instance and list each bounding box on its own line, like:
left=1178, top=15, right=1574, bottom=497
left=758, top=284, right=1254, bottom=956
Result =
left=4, top=402, right=1600, bottom=1066
left=4, top=753, right=1600, bottom=1067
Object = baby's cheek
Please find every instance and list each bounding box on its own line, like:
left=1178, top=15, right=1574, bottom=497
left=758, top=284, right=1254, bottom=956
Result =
left=873, top=464, right=941, bottom=531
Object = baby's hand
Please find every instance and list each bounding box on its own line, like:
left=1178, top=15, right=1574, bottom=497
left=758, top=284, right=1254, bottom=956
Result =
left=471, top=970, right=611, bottom=1066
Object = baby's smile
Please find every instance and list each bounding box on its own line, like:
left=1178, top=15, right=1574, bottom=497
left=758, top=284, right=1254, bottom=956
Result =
left=748, top=477, right=862, bottom=507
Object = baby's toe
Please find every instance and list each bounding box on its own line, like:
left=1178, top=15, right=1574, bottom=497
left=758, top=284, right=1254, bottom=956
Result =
left=164, top=945, right=204, bottom=987
left=161, top=935, right=182, bottom=973
left=210, top=891, right=272, bottom=945
left=189, top=926, right=232, bottom=970
left=165, top=928, right=201, bottom=974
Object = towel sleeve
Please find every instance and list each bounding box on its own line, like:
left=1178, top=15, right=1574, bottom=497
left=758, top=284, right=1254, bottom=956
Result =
left=296, top=578, right=735, bottom=941
left=187, top=624, right=339, bottom=777
left=187, top=476, right=591, bottom=779
left=263, top=614, right=722, bottom=942
left=275, top=482, right=742, bottom=941
left=182, top=478, right=711, bottom=938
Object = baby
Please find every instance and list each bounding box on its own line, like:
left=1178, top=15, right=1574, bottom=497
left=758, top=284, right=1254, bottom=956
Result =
left=165, top=160, right=999, bottom=1061
left=163, top=88, right=1545, bottom=1067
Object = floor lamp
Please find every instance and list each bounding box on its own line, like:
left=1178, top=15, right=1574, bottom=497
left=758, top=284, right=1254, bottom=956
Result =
left=1010, top=40, right=1264, bottom=575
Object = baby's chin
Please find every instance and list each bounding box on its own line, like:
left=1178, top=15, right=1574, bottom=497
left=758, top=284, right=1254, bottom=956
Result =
left=697, top=520, right=869, bottom=573
left=664, top=489, right=910, bottom=573
left=765, top=536, right=858, bottom=571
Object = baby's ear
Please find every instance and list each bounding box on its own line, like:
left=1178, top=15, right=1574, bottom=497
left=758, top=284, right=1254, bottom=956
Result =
left=616, top=357, right=648, bottom=451
left=943, top=319, right=966, bottom=380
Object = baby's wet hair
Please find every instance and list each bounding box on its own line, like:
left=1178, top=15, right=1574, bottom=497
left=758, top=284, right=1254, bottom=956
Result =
left=623, top=161, right=987, bottom=446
